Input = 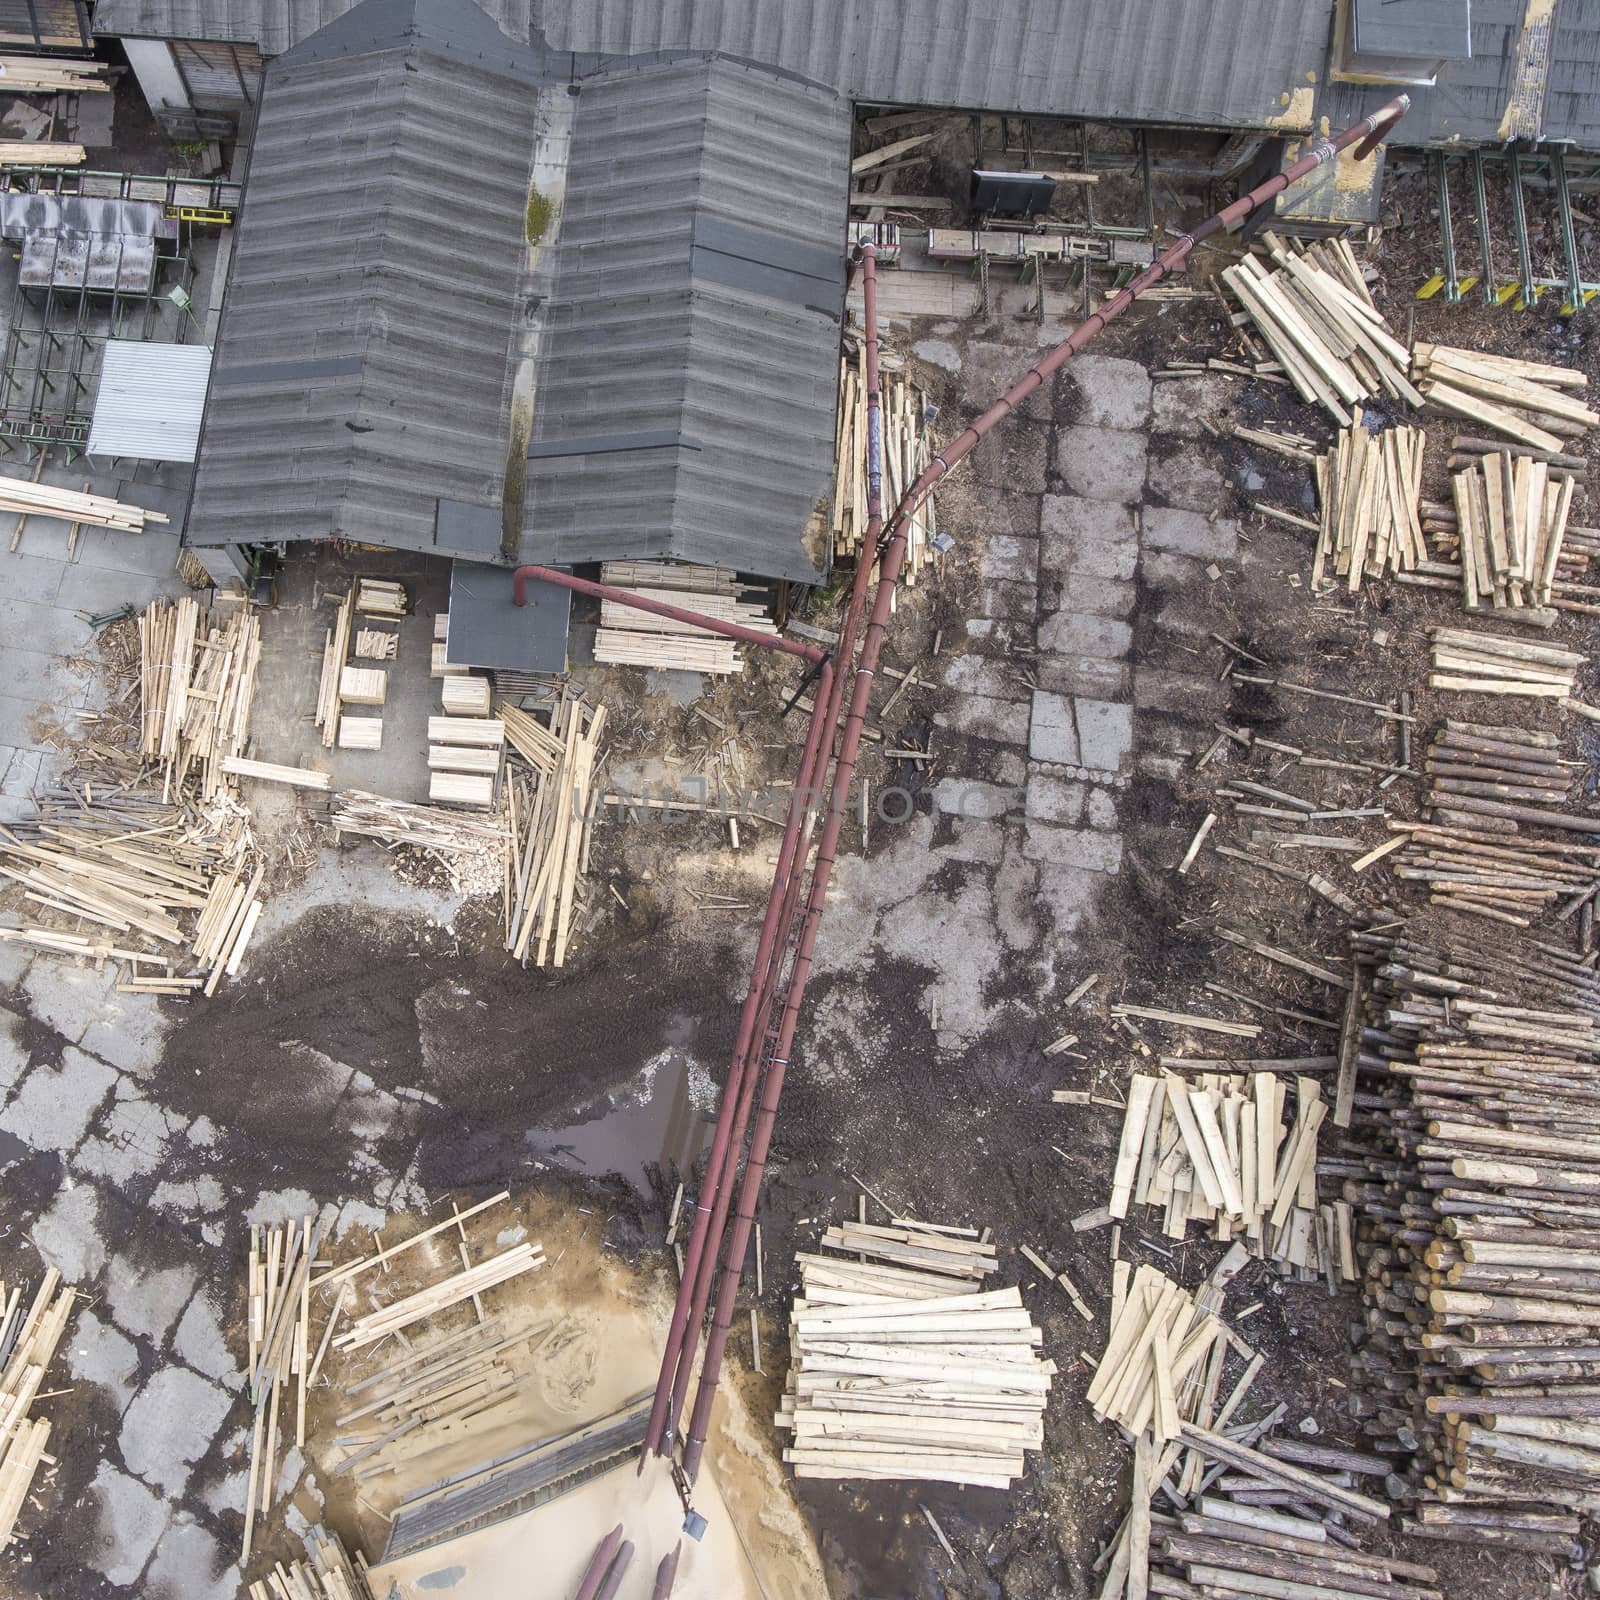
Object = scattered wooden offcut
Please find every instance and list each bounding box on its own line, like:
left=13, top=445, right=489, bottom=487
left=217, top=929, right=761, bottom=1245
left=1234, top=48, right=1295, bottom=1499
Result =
left=1310, top=414, right=1427, bottom=591
left=0, top=1269, right=76, bottom=1552
left=245, top=1527, right=376, bottom=1600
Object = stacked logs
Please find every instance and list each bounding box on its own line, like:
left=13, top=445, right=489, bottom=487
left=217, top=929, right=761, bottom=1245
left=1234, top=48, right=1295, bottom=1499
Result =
left=1426, top=627, right=1582, bottom=699
left=1338, top=924, right=1600, bottom=1557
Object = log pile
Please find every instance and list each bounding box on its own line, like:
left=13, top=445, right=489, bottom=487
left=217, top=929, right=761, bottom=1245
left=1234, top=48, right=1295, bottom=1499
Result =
left=245, top=1528, right=375, bottom=1600
left=594, top=563, right=774, bottom=676
left=1447, top=448, right=1574, bottom=611
left=1221, top=235, right=1415, bottom=425
left=1414, top=343, right=1597, bottom=457
left=1426, top=626, right=1581, bottom=698
left=832, top=355, right=941, bottom=581
left=329, top=791, right=509, bottom=896
left=1106, top=1071, right=1351, bottom=1283
left=1311, top=414, right=1427, bottom=590
left=1340, top=924, right=1600, bottom=1557
left=502, top=695, right=607, bottom=968
left=0, top=1269, right=76, bottom=1551
left=776, top=1218, right=1051, bottom=1488
left=0, top=476, right=166, bottom=531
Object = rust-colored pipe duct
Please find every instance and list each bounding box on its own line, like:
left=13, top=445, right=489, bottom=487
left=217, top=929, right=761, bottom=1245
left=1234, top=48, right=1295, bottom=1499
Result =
left=652, top=1545, right=683, bottom=1598
left=572, top=1525, right=624, bottom=1600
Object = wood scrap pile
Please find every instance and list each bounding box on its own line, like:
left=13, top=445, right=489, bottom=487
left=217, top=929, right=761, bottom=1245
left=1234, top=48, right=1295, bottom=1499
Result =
left=246, top=1527, right=376, bottom=1600
left=1310, top=414, right=1426, bottom=590
left=329, top=791, right=509, bottom=897
left=832, top=354, right=941, bottom=581
left=501, top=695, right=607, bottom=968
left=594, top=562, right=773, bottom=675
left=1108, top=1075, right=1352, bottom=1284
left=1221, top=234, right=1415, bottom=425
left=0, top=475, right=163, bottom=531
left=776, top=1217, right=1051, bottom=1488
left=1340, top=924, right=1600, bottom=1557
left=139, top=598, right=263, bottom=800
left=0, top=1269, right=76, bottom=1551
left=1426, top=626, right=1581, bottom=698
left=1414, top=342, right=1596, bottom=456
left=1447, top=448, right=1574, bottom=611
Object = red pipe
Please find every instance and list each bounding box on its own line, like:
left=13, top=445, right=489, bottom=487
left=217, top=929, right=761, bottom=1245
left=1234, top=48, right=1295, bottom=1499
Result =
left=657, top=241, right=889, bottom=1448
left=652, top=1545, right=683, bottom=1598
left=572, top=1525, right=623, bottom=1600
left=675, top=96, right=1410, bottom=1482
left=593, top=1540, right=635, bottom=1600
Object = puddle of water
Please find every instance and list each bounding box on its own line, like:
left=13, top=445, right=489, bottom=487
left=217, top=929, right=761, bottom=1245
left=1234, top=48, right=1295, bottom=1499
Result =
left=527, top=1045, right=713, bottom=1191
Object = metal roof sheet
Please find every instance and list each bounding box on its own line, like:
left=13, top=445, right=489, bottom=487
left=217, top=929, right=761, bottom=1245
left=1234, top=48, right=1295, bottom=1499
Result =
left=89, top=340, right=214, bottom=463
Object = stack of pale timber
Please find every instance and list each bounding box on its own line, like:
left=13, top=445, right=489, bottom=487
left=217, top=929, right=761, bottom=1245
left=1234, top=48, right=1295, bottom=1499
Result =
left=1448, top=448, right=1575, bottom=610
left=0, top=475, right=166, bottom=530
left=338, top=666, right=386, bottom=708
left=440, top=674, right=491, bottom=717
left=0, top=141, right=85, bottom=165
left=0, top=1270, right=75, bottom=1551
left=1311, top=414, right=1427, bottom=590
left=329, top=791, right=509, bottom=896
left=1414, top=343, right=1596, bottom=456
left=353, top=628, right=396, bottom=661
left=1221, top=234, right=1415, bottom=425
left=1105, top=1071, right=1348, bottom=1282
left=336, top=720, right=382, bottom=753
left=246, top=1527, right=376, bottom=1600
left=776, top=1218, right=1051, bottom=1488
left=242, top=1214, right=324, bottom=1562
left=502, top=695, right=607, bottom=968
left=831, top=355, right=942, bottom=582
left=1340, top=924, right=1600, bottom=1557
left=315, top=589, right=356, bottom=751
left=430, top=642, right=467, bottom=677
left=594, top=563, right=774, bottom=675
left=0, top=55, right=112, bottom=93
left=355, top=579, right=407, bottom=617
left=1426, top=627, right=1581, bottom=697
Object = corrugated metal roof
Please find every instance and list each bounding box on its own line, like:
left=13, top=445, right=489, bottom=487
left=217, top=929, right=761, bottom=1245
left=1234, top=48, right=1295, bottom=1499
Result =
left=185, top=3, right=547, bottom=551
left=521, top=55, right=848, bottom=582
left=89, top=340, right=213, bottom=462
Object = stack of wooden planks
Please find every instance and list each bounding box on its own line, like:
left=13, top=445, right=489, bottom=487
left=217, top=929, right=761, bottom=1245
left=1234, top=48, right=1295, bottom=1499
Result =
left=0, top=55, right=112, bottom=93
left=246, top=1527, right=376, bottom=1600
left=1106, top=1071, right=1351, bottom=1283
left=315, top=589, right=356, bottom=750
left=1342, top=924, right=1600, bottom=1556
left=330, top=791, right=509, bottom=896
left=1414, top=343, right=1596, bottom=456
left=1222, top=234, right=1415, bottom=425
left=502, top=695, right=607, bottom=968
left=1448, top=448, right=1574, bottom=611
left=355, top=579, right=407, bottom=617
left=338, top=666, right=386, bottom=708
left=1426, top=627, right=1581, bottom=697
left=831, top=356, right=942, bottom=582
left=439, top=674, right=491, bottom=717
left=594, top=562, right=774, bottom=675
left=0, top=475, right=165, bottom=531
left=139, top=598, right=263, bottom=800
left=0, top=141, right=85, bottom=166
left=1311, top=414, right=1427, bottom=591
left=0, top=1270, right=76, bottom=1552
left=776, top=1217, right=1051, bottom=1488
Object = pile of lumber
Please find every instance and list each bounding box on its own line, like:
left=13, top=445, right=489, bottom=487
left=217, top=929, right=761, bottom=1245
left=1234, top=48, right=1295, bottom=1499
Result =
left=776, top=1218, right=1051, bottom=1488
left=1448, top=448, right=1574, bottom=611
left=0, top=1269, right=75, bottom=1551
left=831, top=356, right=942, bottom=582
left=1414, top=343, right=1596, bottom=457
left=0, top=55, right=112, bottom=93
left=1106, top=1071, right=1351, bottom=1283
left=1221, top=234, right=1415, bottom=425
left=502, top=695, right=607, bottom=968
left=1426, top=626, right=1582, bottom=698
left=594, top=562, right=773, bottom=676
left=355, top=579, right=407, bottom=617
left=315, top=588, right=356, bottom=750
left=245, top=1527, right=375, bottom=1600
left=333, top=1242, right=543, bottom=1353
left=353, top=628, right=396, bottom=661
left=0, top=141, right=85, bottom=166
left=440, top=674, right=490, bottom=717
left=139, top=598, right=263, bottom=800
left=330, top=790, right=509, bottom=896
left=1340, top=924, right=1600, bottom=1556
left=0, top=475, right=165, bottom=531
left=1311, top=414, right=1426, bottom=590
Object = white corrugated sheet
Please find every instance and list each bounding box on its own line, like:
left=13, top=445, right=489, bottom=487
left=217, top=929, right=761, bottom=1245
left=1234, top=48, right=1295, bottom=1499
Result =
left=88, top=341, right=214, bottom=463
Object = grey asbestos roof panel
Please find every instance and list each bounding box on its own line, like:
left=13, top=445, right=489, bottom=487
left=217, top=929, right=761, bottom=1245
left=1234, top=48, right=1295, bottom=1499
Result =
left=521, top=55, right=848, bottom=582
left=185, top=27, right=543, bottom=550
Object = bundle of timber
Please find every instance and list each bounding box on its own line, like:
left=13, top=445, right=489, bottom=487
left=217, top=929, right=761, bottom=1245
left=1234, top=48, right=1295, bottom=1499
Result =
left=0, top=55, right=112, bottom=93
left=355, top=579, right=407, bottom=617
left=0, top=782, right=262, bottom=993
left=353, top=628, right=396, bottom=661
left=502, top=694, right=607, bottom=968
left=0, top=475, right=165, bottom=531
left=1447, top=448, right=1574, bottom=611
left=1414, top=343, right=1596, bottom=456
left=594, top=563, right=773, bottom=676
left=1426, top=627, right=1582, bottom=697
left=0, top=141, right=85, bottom=166
left=832, top=354, right=942, bottom=580
left=1221, top=234, right=1415, bottom=425
left=776, top=1218, right=1051, bottom=1488
left=246, top=1528, right=376, bottom=1600
left=138, top=598, right=263, bottom=800
left=330, top=791, right=509, bottom=896
left=1106, top=1071, right=1351, bottom=1283
left=0, top=1269, right=76, bottom=1551
left=1311, top=413, right=1426, bottom=590
left=1340, top=924, right=1600, bottom=1557
left=315, top=588, right=356, bottom=750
